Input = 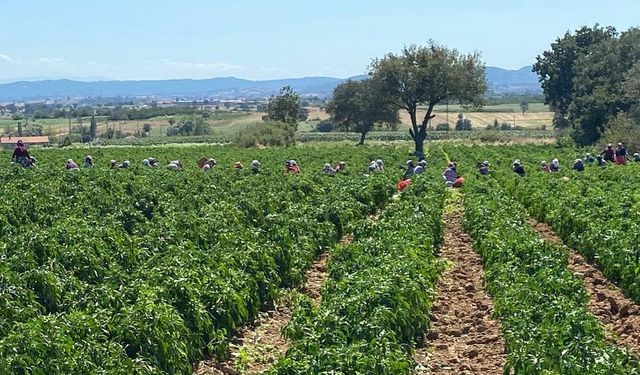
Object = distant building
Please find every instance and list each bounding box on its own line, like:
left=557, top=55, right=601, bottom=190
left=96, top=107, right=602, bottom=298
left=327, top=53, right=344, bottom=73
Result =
left=1, top=136, right=51, bottom=149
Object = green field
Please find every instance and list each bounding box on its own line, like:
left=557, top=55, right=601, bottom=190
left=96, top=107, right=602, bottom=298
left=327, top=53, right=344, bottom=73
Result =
left=0, top=143, right=638, bottom=374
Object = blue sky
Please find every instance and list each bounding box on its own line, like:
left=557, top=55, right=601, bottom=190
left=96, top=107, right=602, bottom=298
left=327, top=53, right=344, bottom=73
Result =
left=0, top=0, right=639, bottom=82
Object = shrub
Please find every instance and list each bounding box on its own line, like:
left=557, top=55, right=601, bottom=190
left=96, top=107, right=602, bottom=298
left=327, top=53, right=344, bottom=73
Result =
left=315, top=120, right=334, bottom=133
left=234, top=121, right=296, bottom=148
left=435, top=123, right=450, bottom=131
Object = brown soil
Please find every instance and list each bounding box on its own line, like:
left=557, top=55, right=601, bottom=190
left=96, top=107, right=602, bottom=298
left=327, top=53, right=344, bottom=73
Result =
left=301, top=252, right=330, bottom=305
left=415, top=207, right=506, bottom=374
left=193, top=246, right=335, bottom=374
left=528, top=218, right=640, bottom=356
left=193, top=304, right=292, bottom=375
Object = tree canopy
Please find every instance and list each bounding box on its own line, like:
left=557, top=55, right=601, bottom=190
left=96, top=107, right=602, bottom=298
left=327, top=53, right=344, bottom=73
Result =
left=325, top=79, right=398, bottom=145
left=266, top=86, right=302, bottom=130
left=534, top=25, right=640, bottom=146
left=370, top=42, right=486, bottom=155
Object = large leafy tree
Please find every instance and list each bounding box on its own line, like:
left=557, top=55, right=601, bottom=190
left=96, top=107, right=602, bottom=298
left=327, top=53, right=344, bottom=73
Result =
left=266, top=86, right=302, bottom=130
left=325, top=79, right=398, bottom=145
left=535, top=25, right=640, bottom=145
left=533, top=25, right=617, bottom=120
left=370, top=42, right=486, bottom=155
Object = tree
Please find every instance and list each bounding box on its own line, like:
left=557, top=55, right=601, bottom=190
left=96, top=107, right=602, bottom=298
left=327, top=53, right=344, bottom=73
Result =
left=266, top=86, right=301, bottom=129
left=371, top=42, right=486, bottom=155
left=520, top=100, right=529, bottom=114
left=532, top=25, right=640, bottom=145
left=533, top=25, right=617, bottom=117
left=89, top=114, right=97, bottom=139
left=601, top=113, right=640, bottom=152
left=142, top=123, right=152, bottom=135
left=326, top=79, right=398, bottom=145
left=455, top=113, right=472, bottom=131
left=17, top=121, right=23, bottom=137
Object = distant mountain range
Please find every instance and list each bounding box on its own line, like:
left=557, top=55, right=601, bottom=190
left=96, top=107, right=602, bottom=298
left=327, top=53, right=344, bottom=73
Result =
left=485, top=66, right=540, bottom=95
left=0, top=66, right=540, bottom=101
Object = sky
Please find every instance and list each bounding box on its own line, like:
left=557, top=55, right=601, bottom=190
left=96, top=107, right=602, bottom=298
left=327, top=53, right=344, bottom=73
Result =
left=0, top=0, right=639, bottom=82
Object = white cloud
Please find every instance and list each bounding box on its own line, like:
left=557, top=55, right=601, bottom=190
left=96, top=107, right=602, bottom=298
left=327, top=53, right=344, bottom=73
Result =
left=0, top=53, right=14, bottom=63
left=161, top=60, right=243, bottom=71
left=37, top=57, right=64, bottom=63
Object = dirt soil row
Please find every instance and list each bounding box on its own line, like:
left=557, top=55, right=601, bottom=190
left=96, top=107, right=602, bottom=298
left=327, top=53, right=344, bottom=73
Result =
left=193, top=246, right=335, bottom=374
left=415, top=206, right=506, bottom=374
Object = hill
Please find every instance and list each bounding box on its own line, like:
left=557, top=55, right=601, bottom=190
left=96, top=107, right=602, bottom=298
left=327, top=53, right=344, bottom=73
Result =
left=485, top=66, right=540, bottom=95
left=0, top=68, right=539, bottom=101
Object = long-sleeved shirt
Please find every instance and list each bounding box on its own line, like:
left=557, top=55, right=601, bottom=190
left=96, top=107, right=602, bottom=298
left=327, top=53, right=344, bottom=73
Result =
left=443, top=168, right=457, bottom=183
left=402, top=166, right=415, bottom=180
left=615, top=147, right=627, bottom=157
left=513, top=165, right=526, bottom=176
left=601, top=148, right=615, bottom=161
left=12, top=146, right=30, bottom=160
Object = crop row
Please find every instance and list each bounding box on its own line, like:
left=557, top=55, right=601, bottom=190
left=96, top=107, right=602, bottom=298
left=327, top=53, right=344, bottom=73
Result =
left=269, top=175, right=446, bottom=374
left=463, top=176, right=637, bottom=374
left=0, top=147, right=400, bottom=374
left=501, top=164, right=640, bottom=304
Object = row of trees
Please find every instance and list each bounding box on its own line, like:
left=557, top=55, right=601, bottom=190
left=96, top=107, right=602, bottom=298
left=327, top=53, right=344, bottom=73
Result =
left=534, top=25, right=640, bottom=147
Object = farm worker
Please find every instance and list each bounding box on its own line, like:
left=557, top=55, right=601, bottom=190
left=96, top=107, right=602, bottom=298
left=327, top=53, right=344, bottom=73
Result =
left=478, top=161, right=490, bottom=175
left=443, top=163, right=456, bottom=186
left=119, top=160, right=130, bottom=169
left=413, top=164, right=424, bottom=175
left=601, top=144, right=615, bottom=162
left=336, top=161, right=347, bottom=173
left=396, top=179, right=411, bottom=192
left=443, top=162, right=463, bottom=187
left=84, top=155, right=93, bottom=168
left=251, top=160, right=260, bottom=174
left=322, top=163, right=337, bottom=175
left=168, top=160, right=182, bottom=171
left=285, top=160, right=300, bottom=173
left=541, top=161, right=550, bottom=172
left=234, top=161, right=243, bottom=170
left=572, top=159, right=585, bottom=172
left=204, top=159, right=217, bottom=169
left=28, top=157, right=37, bottom=168
left=142, top=159, right=151, bottom=167
left=376, top=159, right=384, bottom=171
left=202, top=164, right=212, bottom=171
left=402, top=160, right=415, bottom=180
left=148, top=157, right=160, bottom=167
left=512, top=160, right=526, bottom=176
left=596, top=155, right=607, bottom=167
left=11, top=140, right=31, bottom=167
left=584, top=153, right=595, bottom=164
left=414, top=160, right=427, bottom=175
left=110, top=160, right=117, bottom=169
left=368, top=160, right=380, bottom=172
left=550, top=158, right=560, bottom=172
left=65, top=159, right=79, bottom=170
left=633, top=153, right=640, bottom=162
left=615, top=143, right=628, bottom=165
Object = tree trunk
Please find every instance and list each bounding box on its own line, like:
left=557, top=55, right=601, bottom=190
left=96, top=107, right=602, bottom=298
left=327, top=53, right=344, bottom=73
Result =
left=413, top=131, right=427, bottom=156
left=413, top=104, right=436, bottom=157
left=358, top=131, right=366, bottom=145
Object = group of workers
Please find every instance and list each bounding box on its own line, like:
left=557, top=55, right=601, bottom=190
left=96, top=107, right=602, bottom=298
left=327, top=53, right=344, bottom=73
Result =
left=11, top=138, right=640, bottom=191
left=509, top=143, right=640, bottom=177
